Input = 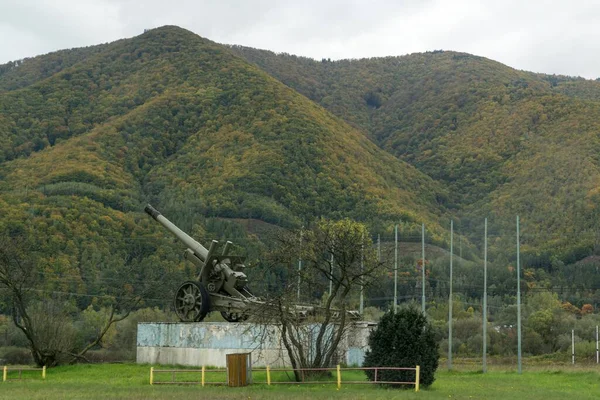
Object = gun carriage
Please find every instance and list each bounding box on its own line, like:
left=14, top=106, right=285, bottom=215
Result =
left=145, top=204, right=360, bottom=323
left=145, top=204, right=256, bottom=322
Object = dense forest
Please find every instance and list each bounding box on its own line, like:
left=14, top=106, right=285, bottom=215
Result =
left=230, top=46, right=600, bottom=260
left=1, top=26, right=600, bottom=362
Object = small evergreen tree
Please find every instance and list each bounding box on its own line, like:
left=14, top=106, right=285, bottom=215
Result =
left=363, top=306, right=439, bottom=388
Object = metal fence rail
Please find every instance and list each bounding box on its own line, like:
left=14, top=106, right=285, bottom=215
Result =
left=150, top=365, right=420, bottom=391
left=150, top=366, right=227, bottom=386
left=3, top=366, right=46, bottom=382
left=255, top=365, right=420, bottom=391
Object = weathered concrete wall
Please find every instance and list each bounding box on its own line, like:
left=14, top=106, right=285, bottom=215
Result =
left=136, top=322, right=374, bottom=367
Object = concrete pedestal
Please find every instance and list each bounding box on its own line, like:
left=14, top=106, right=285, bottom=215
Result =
left=136, top=321, right=373, bottom=367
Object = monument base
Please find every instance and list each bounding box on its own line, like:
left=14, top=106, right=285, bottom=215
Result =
left=136, top=321, right=373, bottom=367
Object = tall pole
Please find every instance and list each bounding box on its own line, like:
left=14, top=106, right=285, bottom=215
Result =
left=572, top=329, right=575, bottom=365
left=483, top=218, right=488, bottom=373
left=297, top=227, right=303, bottom=301
left=448, top=220, right=453, bottom=370
left=516, top=216, right=522, bottom=374
left=394, top=224, right=398, bottom=313
left=421, top=223, right=426, bottom=313
left=360, top=232, right=364, bottom=314
left=596, top=325, right=600, bottom=364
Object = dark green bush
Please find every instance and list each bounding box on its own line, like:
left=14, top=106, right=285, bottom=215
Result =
left=363, top=306, right=439, bottom=388
left=85, top=349, right=134, bottom=363
left=0, top=346, right=33, bottom=365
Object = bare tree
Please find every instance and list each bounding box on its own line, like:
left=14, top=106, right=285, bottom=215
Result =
left=256, top=219, right=385, bottom=381
left=68, top=277, right=144, bottom=364
left=0, top=234, right=145, bottom=367
left=0, top=234, right=51, bottom=366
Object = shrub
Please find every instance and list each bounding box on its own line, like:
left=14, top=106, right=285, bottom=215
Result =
left=0, top=346, right=33, bottom=365
left=85, top=349, right=134, bottom=363
left=110, top=307, right=176, bottom=351
left=574, top=341, right=597, bottom=361
left=363, top=306, right=439, bottom=388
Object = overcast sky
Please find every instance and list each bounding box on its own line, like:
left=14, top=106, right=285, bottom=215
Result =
left=1, top=0, right=598, bottom=79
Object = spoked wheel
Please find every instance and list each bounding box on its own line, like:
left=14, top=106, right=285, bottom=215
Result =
left=174, top=281, right=211, bottom=322
left=220, top=311, right=249, bottom=323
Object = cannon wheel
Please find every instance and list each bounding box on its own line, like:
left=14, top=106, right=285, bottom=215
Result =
left=174, top=281, right=211, bottom=322
left=220, top=311, right=249, bottom=323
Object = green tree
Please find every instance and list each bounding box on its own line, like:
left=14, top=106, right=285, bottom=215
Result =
left=363, top=306, right=439, bottom=388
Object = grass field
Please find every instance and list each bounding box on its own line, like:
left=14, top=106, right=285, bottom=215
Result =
left=1, top=363, right=599, bottom=400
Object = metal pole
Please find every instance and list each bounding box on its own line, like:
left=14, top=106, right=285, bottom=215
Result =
left=516, top=216, right=522, bottom=374
left=448, top=220, right=453, bottom=370
left=422, top=223, right=426, bottom=313
left=572, top=329, right=575, bottom=365
left=483, top=217, right=488, bottom=373
left=596, top=325, right=598, bottom=364
left=297, top=228, right=303, bottom=301
left=360, top=232, right=364, bottom=314
left=394, top=224, right=398, bottom=313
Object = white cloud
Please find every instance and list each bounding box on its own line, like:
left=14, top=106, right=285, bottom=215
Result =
left=0, top=0, right=598, bottom=78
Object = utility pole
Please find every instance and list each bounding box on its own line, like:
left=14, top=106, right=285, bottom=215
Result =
left=483, top=218, right=488, bottom=373
left=394, top=224, right=398, bottom=313
left=572, top=329, right=575, bottom=365
left=360, top=232, right=364, bottom=314
left=421, top=223, right=426, bottom=313
left=516, top=216, right=522, bottom=374
left=448, top=220, right=453, bottom=370
left=297, top=227, right=303, bottom=301
left=596, top=325, right=600, bottom=364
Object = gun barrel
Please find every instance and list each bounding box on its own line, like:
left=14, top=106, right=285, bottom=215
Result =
left=144, top=204, right=208, bottom=261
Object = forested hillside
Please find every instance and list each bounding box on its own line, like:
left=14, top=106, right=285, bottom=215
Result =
left=2, top=26, right=600, bottom=363
left=230, top=46, right=600, bottom=260
left=0, top=26, right=448, bottom=308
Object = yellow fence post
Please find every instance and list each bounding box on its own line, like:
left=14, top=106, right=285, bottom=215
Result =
left=42, top=366, right=46, bottom=380
left=336, top=365, right=341, bottom=389
left=3, top=366, right=7, bottom=382
left=201, top=366, right=205, bottom=387
left=150, top=367, right=154, bottom=385
left=266, top=365, right=271, bottom=386
left=415, top=365, right=420, bottom=392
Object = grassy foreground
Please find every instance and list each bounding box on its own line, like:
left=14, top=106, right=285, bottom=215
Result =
left=1, top=363, right=599, bottom=400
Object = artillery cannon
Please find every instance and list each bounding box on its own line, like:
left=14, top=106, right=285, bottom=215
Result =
left=145, top=204, right=255, bottom=322
left=145, top=204, right=361, bottom=323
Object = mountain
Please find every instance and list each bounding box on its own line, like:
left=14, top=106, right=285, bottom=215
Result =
left=2, top=25, right=600, bottom=313
left=0, top=25, right=448, bottom=226
left=230, top=46, right=600, bottom=261
left=0, top=26, right=451, bottom=304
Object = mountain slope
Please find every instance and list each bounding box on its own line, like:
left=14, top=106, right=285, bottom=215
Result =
left=0, top=26, right=449, bottom=265
left=230, top=46, right=600, bottom=259
left=0, top=43, right=112, bottom=92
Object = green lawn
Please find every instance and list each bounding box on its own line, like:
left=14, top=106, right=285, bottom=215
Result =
left=1, top=363, right=599, bottom=400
